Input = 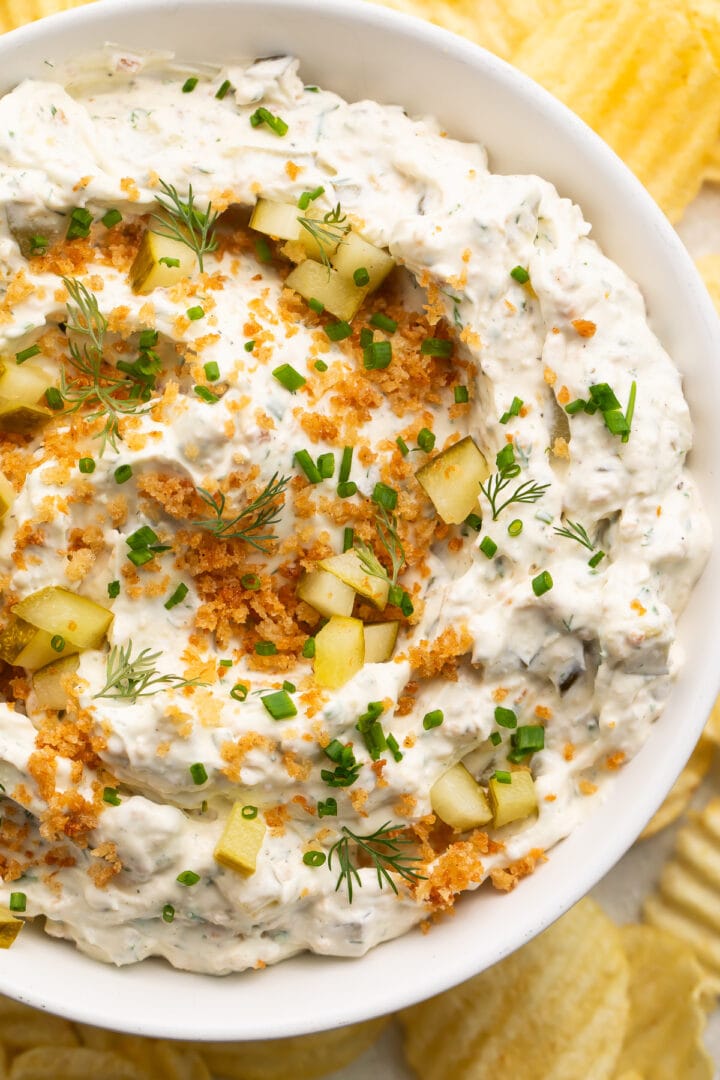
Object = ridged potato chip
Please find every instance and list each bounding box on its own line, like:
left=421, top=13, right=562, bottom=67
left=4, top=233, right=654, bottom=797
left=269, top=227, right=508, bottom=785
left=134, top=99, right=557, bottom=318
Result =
left=371, top=0, right=550, bottom=59
left=614, top=925, right=713, bottom=1079
left=192, top=1016, right=389, bottom=1080
left=75, top=1027, right=210, bottom=1080
left=0, top=0, right=92, bottom=31
left=640, top=735, right=715, bottom=839
left=0, top=996, right=78, bottom=1052
left=8, top=1046, right=148, bottom=1080
left=400, top=898, right=629, bottom=1080
left=512, top=0, right=720, bottom=222
left=643, top=797, right=720, bottom=979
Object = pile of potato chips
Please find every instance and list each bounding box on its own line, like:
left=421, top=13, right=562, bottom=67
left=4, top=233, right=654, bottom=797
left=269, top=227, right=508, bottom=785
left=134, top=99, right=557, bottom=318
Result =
left=0, top=0, right=718, bottom=1075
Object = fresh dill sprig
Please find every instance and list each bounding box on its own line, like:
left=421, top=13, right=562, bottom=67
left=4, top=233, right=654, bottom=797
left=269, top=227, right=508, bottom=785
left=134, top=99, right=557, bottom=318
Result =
left=327, top=822, right=426, bottom=904
left=553, top=519, right=594, bottom=551
left=354, top=507, right=406, bottom=587
left=194, top=472, right=290, bottom=552
left=297, top=202, right=350, bottom=271
left=93, top=641, right=206, bottom=703
left=59, top=277, right=150, bottom=454
left=480, top=473, right=550, bottom=521
left=150, top=180, right=219, bottom=273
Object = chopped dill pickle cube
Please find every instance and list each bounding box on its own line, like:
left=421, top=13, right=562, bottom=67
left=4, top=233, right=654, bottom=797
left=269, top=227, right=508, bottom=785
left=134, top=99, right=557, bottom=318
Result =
left=214, top=801, right=267, bottom=875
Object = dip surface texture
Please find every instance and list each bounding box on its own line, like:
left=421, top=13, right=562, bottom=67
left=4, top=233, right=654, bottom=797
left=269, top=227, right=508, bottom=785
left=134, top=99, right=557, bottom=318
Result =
left=0, top=53, right=708, bottom=973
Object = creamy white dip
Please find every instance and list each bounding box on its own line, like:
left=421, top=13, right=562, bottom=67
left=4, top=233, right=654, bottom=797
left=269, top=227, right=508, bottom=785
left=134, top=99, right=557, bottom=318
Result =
left=0, top=52, right=708, bottom=974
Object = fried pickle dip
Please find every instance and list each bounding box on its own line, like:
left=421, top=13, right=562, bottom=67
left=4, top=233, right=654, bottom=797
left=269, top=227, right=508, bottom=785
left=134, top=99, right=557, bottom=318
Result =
left=0, top=50, right=707, bottom=972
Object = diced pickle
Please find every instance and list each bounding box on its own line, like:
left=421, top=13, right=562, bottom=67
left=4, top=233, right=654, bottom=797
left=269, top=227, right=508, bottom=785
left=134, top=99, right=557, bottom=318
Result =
left=214, top=801, right=266, bottom=875
left=13, top=587, right=113, bottom=649
left=489, top=770, right=538, bottom=828
left=363, top=621, right=399, bottom=663
left=330, top=231, right=395, bottom=291
left=0, top=615, right=80, bottom=671
left=0, top=360, right=52, bottom=406
left=129, top=231, right=196, bottom=294
left=313, top=615, right=365, bottom=689
left=32, top=654, right=81, bottom=710
left=415, top=436, right=490, bottom=525
left=286, top=260, right=368, bottom=322
left=0, top=907, right=22, bottom=949
left=319, top=550, right=389, bottom=609
left=430, top=763, right=493, bottom=831
left=0, top=401, right=52, bottom=434
left=249, top=199, right=301, bottom=241
left=297, top=569, right=356, bottom=619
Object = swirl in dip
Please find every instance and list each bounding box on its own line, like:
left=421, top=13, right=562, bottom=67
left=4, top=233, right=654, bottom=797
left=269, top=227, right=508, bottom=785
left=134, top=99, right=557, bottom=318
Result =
left=0, top=52, right=708, bottom=973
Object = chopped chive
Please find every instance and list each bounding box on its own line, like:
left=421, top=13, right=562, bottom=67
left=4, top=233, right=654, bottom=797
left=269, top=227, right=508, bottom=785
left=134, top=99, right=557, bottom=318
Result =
left=216, top=79, right=232, bottom=100
left=386, top=733, right=403, bottom=762
left=314, top=359, right=328, bottom=372
left=107, top=580, right=120, bottom=599
left=189, top=762, right=208, bottom=785
left=337, top=480, right=357, bottom=498
left=325, top=320, right=352, bottom=342
left=507, top=519, right=523, bottom=536
left=396, top=436, right=409, bottom=456
left=494, top=706, right=517, bottom=729
left=295, top=448, right=323, bottom=484
left=8, top=892, right=26, bottom=913
left=495, top=444, right=517, bottom=475
left=126, top=526, right=158, bottom=549
left=369, top=312, right=397, bottom=333
left=15, top=344, right=41, bottom=364
left=372, top=482, right=397, bottom=511
left=465, top=513, right=483, bottom=532
left=604, top=409, right=629, bottom=436
left=363, top=340, right=392, bottom=370
left=353, top=267, right=370, bottom=287
left=532, top=570, right=553, bottom=596
left=297, top=186, right=324, bottom=210
left=139, top=329, right=158, bottom=349
left=512, top=725, right=545, bottom=753
left=29, top=235, right=48, bottom=254
left=162, top=903, right=175, bottom=922
left=622, top=380, right=637, bottom=444
left=565, top=398, right=587, bottom=415
left=318, top=797, right=337, bottom=817
left=203, top=361, right=220, bottom=382
left=272, top=363, right=306, bottom=392
left=50, top=634, right=65, bottom=653
left=454, top=385, right=469, bottom=404
left=230, top=683, right=249, bottom=702
left=254, top=641, right=277, bottom=656
left=45, top=387, right=63, bottom=411
left=249, top=106, right=288, bottom=136
left=182, top=76, right=199, bottom=93
left=241, top=805, right=258, bottom=819
left=261, top=690, right=297, bottom=720
left=186, top=305, right=205, bottom=321
left=500, top=396, right=524, bottom=424
left=241, top=573, right=261, bottom=590
left=493, top=770, right=512, bottom=784
left=102, top=786, right=121, bottom=806
left=219, top=659, right=232, bottom=668
left=589, top=383, right=621, bottom=412
left=421, top=337, right=452, bottom=358
left=127, top=548, right=154, bottom=567
left=479, top=536, right=497, bottom=559
left=318, top=452, right=335, bottom=479
left=343, top=526, right=354, bottom=552
left=360, top=327, right=373, bottom=349
left=176, top=870, right=200, bottom=886
left=339, top=447, right=353, bottom=483
left=66, top=206, right=93, bottom=240
left=282, top=680, right=296, bottom=693
left=588, top=550, right=606, bottom=568
left=510, top=266, right=529, bottom=284
left=165, top=582, right=189, bottom=610
left=194, top=385, right=220, bottom=403
left=101, top=208, right=122, bottom=229
left=489, top=731, right=502, bottom=746
left=417, top=427, right=435, bottom=452
left=114, top=464, right=132, bottom=484
left=423, top=709, right=444, bottom=730
left=302, top=637, right=316, bottom=659
left=244, top=339, right=256, bottom=352
left=78, top=456, right=95, bottom=474
left=303, top=850, right=326, bottom=867
left=308, top=297, right=325, bottom=314
left=254, top=237, right=272, bottom=263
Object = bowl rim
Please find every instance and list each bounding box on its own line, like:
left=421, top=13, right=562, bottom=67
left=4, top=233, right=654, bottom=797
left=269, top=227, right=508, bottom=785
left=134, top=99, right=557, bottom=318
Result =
left=0, top=0, right=717, bottom=1042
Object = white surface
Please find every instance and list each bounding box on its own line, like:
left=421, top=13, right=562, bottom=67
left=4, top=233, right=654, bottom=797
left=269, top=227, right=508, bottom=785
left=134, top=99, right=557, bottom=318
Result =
left=0, top=0, right=719, bottom=1043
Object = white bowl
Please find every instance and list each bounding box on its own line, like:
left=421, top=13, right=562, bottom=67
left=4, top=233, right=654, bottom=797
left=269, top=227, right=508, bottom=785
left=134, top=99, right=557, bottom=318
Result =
left=0, top=0, right=718, bottom=1042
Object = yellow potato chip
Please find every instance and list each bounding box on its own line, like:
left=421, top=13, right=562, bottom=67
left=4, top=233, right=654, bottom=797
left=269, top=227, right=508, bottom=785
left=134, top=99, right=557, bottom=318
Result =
left=192, top=1016, right=389, bottom=1080
left=643, top=797, right=720, bottom=979
left=74, top=1027, right=210, bottom=1080
left=8, top=1046, right=148, bottom=1080
left=511, top=0, right=720, bottom=222
left=0, top=0, right=93, bottom=31
left=703, top=142, right=720, bottom=183
left=0, top=995, right=78, bottom=1052
left=640, top=735, right=715, bottom=839
left=400, top=897, right=629, bottom=1080
left=696, top=254, right=720, bottom=312
left=614, top=925, right=713, bottom=1079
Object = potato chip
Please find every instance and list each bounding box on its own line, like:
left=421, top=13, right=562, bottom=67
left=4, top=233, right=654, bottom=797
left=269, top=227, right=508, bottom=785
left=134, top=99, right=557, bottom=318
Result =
left=0, top=995, right=78, bottom=1052
left=512, top=0, right=720, bottom=221
left=643, top=797, right=720, bottom=978
left=614, top=925, right=713, bottom=1079
left=0, top=0, right=93, bottom=31
left=696, top=254, right=720, bottom=313
left=8, top=1046, right=148, bottom=1080
left=192, top=1016, right=389, bottom=1080
left=400, top=898, right=629, bottom=1080
left=74, top=1027, right=210, bottom=1080
left=703, top=142, right=720, bottom=183
left=640, top=735, right=715, bottom=839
